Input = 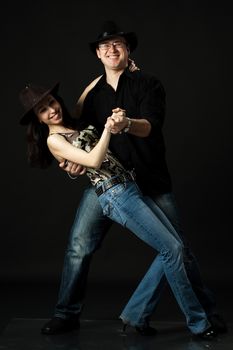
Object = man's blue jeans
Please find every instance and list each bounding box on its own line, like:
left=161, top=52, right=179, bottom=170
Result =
left=54, top=184, right=215, bottom=331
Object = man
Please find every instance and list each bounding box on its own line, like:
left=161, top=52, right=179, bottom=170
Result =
left=41, top=21, right=227, bottom=336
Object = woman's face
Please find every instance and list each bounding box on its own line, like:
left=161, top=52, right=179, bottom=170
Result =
left=34, top=94, right=62, bottom=125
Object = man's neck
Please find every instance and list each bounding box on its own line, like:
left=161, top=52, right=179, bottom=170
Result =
left=105, top=67, right=126, bottom=91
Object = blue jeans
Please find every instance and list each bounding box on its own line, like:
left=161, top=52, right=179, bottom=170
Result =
left=97, top=179, right=210, bottom=333
left=120, top=193, right=216, bottom=328
left=54, top=183, right=215, bottom=332
left=55, top=185, right=112, bottom=319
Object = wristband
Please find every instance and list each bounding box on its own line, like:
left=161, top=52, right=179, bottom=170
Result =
left=123, top=118, right=132, bottom=133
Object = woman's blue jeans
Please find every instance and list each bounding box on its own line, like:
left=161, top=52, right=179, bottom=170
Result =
left=96, top=179, right=210, bottom=334
left=54, top=183, right=215, bottom=333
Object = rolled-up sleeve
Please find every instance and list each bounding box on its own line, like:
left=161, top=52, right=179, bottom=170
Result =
left=139, top=78, right=166, bottom=129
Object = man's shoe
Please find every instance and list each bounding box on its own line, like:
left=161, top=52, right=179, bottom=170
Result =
left=208, top=314, right=228, bottom=334
left=41, top=317, right=80, bottom=335
left=195, top=327, right=218, bottom=340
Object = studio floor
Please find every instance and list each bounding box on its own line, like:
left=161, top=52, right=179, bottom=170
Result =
left=0, top=281, right=232, bottom=350
left=1, top=318, right=232, bottom=350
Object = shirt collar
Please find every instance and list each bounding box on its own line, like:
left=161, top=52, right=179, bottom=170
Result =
left=97, top=66, right=137, bottom=87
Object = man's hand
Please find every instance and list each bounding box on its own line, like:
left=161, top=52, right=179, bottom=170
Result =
left=110, top=108, right=129, bottom=134
left=59, top=160, right=86, bottom=177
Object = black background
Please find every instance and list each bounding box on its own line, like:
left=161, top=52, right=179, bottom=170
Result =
left=1, top=0, right=233, bottom=291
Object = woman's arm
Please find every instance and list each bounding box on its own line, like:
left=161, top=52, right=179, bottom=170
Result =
left=47, top=118, right=113, bottom=169
left=75, top=75, right=103, bottom=118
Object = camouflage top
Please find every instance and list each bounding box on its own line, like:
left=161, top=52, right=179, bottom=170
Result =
left=58, top=125, right=128, bottom=186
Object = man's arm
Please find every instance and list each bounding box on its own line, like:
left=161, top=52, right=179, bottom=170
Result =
left=110, top=108, right=151, bottom=137
left=110, top=78, right=165, bottom=137
left=60, top=59, right=143, bottom=175
left=59, top=161, right=87, bottom=178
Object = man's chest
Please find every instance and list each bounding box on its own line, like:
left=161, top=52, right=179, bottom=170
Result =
left=93, top=87, right=140, bottom=123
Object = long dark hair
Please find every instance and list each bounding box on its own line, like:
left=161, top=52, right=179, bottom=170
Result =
left=26, top=94, right=78, bottom=169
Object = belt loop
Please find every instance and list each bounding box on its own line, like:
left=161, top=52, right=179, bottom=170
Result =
left=101, top=182, right=105, bottom=193
left=97, top=182, right=104, bottom=196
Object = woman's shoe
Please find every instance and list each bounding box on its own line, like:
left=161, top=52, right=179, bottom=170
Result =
left=122, top=322, right=157, bottom=336
left=208, top=314, right=228, bottom=334
left=195, top=327, right=218, bottom=340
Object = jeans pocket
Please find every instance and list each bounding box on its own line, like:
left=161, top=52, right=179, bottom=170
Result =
left=99, top=192, right=126, bottom=225
left=99, top=195, right=112, bottom=217
left=102, top=201, right=111, bottom=217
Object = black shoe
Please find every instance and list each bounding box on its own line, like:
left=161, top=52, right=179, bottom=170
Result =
left=208, top=314, right=228, bottom=334
left=195, top=327, right=218, bottom=340
left=122, top=323, right=157, bottom=336
left=41, top=317, right=80, bottom=335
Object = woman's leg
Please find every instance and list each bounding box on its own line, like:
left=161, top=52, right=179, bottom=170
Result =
left=147, top=193, right=217, bottom=317
left=119, top=193, right=216, bottom=328
left=99, top=181, right=210, bottom=334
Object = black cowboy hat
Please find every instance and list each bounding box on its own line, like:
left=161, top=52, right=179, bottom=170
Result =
left=89, top=20, right=138, bottom=54
left=19, top=82, right=59, bottom=125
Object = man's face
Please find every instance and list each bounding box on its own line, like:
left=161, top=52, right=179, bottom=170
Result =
left=96, top=36, right=129, bottom=71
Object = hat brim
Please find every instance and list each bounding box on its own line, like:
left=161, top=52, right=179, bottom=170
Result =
left=89, top=32, right=138, bottom=55
left=19, top=82, right=60, bottom=125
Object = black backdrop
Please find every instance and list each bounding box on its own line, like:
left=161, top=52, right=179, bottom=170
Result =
left=1, top=0, right=233, bottom=287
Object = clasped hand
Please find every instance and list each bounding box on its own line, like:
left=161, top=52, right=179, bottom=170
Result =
left=106, top=107, right=128, bottom=134
left=60, top=107, right=128, bottom=176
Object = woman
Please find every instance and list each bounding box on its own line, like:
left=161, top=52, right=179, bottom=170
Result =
left=19, top=82, right=216, bottom=339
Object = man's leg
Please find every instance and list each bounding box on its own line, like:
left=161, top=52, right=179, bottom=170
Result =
left=41, top=186, right=112, bottom=334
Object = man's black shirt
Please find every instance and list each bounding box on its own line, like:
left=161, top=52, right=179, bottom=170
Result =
left=79, top=68, right=172, bottom=195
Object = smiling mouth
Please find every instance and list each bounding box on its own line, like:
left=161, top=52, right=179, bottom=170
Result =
left=50, top=112, right=59, bottom=119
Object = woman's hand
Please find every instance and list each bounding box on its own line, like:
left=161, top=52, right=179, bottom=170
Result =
left=104, top=116, right=115, bottom=132
left=109, top=108, right=128, bottom=134
left=128, top=58, right=140, bottom=72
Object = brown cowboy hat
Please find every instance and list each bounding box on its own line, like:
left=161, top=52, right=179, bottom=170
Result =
left=19, top=82, right=60, bottom=125
left=89, top=20, right=138, bottom=54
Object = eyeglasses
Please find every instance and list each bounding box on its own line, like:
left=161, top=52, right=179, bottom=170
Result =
left=98, top=40, right=127, bottom=51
